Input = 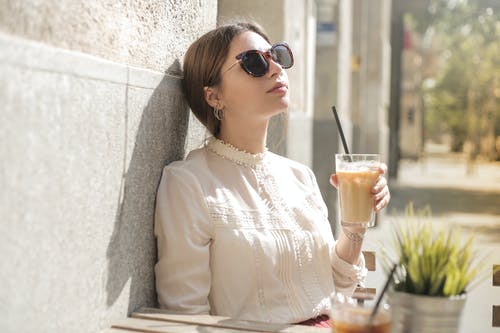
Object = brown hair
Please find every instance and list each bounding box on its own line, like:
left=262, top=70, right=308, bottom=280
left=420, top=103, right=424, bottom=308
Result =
left=182, top=21, right=270, bottom=136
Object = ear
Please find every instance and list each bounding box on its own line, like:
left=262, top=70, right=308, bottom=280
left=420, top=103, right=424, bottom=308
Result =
left=203, top=86, right=223, bottom=109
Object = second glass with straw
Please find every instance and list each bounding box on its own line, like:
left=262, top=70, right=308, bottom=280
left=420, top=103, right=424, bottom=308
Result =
left=332, top=106, right=380, bottom=228
left=330, top=264, right=397, bottom=333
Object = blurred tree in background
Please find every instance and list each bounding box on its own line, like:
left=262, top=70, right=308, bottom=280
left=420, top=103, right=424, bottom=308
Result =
left=411, top=0, right=499, bottom=160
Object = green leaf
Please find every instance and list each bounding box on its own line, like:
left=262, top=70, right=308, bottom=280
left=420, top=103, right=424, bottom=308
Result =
left=381, top=202, right=486, bottom=296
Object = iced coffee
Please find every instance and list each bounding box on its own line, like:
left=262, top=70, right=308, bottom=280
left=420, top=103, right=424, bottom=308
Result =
left=332, top=306, right=391, bottom=333
left=335, top=154, right=380, bottom=228
left=330, top=292, right=391, bottom=333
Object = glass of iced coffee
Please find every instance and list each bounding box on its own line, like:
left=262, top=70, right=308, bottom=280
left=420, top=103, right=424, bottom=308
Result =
left=335, top=154, right=381, bottom=228
left=330, top=292, right=391, bottom=333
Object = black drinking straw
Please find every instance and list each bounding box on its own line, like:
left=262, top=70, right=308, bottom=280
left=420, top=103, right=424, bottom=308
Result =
left=369, top=263, right=397, bottom=324
left=331, top=106, right=351, bottom=155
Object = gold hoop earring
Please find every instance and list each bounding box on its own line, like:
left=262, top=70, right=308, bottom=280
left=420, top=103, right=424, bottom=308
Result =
left=213, top=106, right=224, bottom=121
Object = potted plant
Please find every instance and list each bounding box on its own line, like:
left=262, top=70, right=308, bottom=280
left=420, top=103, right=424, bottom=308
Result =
left=381, top=203, right=490, bottom=333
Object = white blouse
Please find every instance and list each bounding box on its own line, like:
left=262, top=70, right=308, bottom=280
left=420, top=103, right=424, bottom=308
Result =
left=154, top=137, right=367, bottom=324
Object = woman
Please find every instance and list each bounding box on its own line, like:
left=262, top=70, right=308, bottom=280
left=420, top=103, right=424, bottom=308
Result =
left=154, top=21, right=390, bottom=326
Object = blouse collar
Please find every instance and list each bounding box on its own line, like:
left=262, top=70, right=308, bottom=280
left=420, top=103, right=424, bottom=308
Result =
left=206, top=137, right=268, bottom=167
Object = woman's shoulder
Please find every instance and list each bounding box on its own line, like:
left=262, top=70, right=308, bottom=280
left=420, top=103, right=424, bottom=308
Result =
left=162, top=146, right=209, bottom=181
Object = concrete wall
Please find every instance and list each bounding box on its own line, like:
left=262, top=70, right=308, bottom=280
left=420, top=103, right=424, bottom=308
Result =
left=0, top=0, right=216, bottom=73
left=0, top=1, right=215, bottom=332
left=284, top=0, right=316, bottom=167
left=314, top=0, right=340, bottom=228
left=335, top=0, right=354, bottom=149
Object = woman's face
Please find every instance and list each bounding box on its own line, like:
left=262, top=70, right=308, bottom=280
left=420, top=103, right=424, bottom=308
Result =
left=217, top=31, right=290, bottom=122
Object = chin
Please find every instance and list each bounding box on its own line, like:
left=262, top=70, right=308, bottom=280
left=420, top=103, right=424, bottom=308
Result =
left=277, top=97, right=289, bottom=110
left=261, top=97, right=289, bottom=116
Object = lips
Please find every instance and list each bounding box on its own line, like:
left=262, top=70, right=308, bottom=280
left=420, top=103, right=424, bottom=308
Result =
left=267, top=82, right=288, bottom=93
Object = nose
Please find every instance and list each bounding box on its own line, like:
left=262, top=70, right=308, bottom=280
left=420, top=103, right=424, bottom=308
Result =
left=266, top=56, right=283, bottom=77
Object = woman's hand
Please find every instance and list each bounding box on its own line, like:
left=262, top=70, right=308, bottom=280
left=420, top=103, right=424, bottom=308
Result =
left=371, top=164, right=391, bottom=211
left=329, top=163, right=391, bottom=212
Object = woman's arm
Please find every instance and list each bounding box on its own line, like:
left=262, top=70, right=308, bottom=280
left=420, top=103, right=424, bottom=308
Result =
left=154, top=166, right=212, bottom=314
left=330, top=164, right=391, bottom=264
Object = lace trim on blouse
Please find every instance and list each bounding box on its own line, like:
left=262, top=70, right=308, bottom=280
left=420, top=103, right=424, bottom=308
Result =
left=206, top=137, right=268, bottom=167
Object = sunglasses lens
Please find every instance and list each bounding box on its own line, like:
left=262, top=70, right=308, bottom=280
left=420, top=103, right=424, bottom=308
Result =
left=242, top=52, right=268, bottom=77
left=272, top=45, right=293, bottom=69
left=238, top=43, right=294, bottom=77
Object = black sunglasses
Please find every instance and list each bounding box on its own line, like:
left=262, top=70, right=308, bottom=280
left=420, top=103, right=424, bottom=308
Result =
left=222, top=42, right=294, bottom=77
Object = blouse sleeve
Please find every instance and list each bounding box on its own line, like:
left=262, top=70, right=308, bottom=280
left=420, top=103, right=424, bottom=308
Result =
left=154, top=165, right=212, bottom=314
left=305, top=167, right=367, bottom=295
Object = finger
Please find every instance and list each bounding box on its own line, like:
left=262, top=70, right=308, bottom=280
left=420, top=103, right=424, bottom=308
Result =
left=372, top=176, right=388, bottom=193
left=378, top=163, right=388, bottom=175
left=375, top=190, right=391, bottom=211
left=373, top=186, right=388, bottom=201
left=330, top=174, right=339, bottom=188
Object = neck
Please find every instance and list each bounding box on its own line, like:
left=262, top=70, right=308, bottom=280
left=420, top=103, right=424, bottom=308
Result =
left=218, top=119, right=269, bottom=154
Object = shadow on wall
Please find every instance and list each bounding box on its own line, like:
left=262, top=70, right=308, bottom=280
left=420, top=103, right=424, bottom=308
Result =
left=105, top=61, right=189, bottom=314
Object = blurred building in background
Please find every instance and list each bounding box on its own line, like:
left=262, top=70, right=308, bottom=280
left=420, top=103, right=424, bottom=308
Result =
left=398, top=15, right=442, bottom=160
left=399, top=22, right=425, bottom=159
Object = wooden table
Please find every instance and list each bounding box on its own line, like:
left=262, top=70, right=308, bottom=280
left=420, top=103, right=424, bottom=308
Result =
left=104, top=308, right=331, bottom=333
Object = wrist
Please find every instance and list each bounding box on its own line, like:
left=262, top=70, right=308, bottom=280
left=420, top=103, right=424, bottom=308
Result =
left=342, top=226, right=367, bottom=243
